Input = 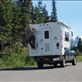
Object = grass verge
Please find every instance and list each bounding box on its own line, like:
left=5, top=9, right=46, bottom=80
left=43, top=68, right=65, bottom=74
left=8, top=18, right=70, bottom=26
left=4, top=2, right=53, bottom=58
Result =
left=77, top=55, right=82, bottom=62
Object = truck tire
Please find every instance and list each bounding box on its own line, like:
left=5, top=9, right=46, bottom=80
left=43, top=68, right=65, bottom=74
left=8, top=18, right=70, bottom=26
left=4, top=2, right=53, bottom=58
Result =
left=72, top=56, right=77, bottom=65
left=53, top=63, right=57, bottom=67
left=60, top=57, right=65, bottom=67
left=37, top=62, right=43, bottom=68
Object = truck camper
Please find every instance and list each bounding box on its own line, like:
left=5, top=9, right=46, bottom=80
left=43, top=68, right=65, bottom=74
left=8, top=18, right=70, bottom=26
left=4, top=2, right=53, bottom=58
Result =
left=28, top=21, right=77, bottom=68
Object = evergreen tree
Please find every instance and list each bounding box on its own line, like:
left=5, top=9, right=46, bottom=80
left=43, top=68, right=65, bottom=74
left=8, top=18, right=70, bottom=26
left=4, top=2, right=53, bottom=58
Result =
left=42, top=5, right=49, bottom=22
left=15, top=0, right=23, bottom=5
left=77, top=38, right=82, bottom=52
left=0, top=0, right=32, bottom=48
left=11, top=2, right=21, bottom=41
left=51, top=0, right=58, bottom=22
left=30, top=2, right=35, bottom=24
left=18, top=0, right=32, bottom=46
left=19, top=0, right=31, bottom=28
left=34, top=6, right=41, bottom=23
left=0, top=0, right=13, bottom=51
left=38, top=0, right=43, bottom=11
left=0, top=0, right=35, bottom=67
left=33, top=0, right=49, bottom=23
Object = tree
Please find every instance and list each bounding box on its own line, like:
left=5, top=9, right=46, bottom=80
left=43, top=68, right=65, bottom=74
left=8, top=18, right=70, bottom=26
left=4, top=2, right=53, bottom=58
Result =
left=17, top=0, right=32, bottom=46
left=0, top=0, right=32, bottom=49
left=33, top=0, right=49, bottom=23
left=77, top=38, right=82, bottom=52
left=42, top=5, right=49, bottom=22
left=0, top=0, right=35, bottom=68
left=11, top=2, right=21, bottom=41
left=30, top=2, right=35, bottom=24
left=38, top=0, right=43, bottom=11
left=51, top=0, right=58, bottom=22
left=0, top=0, right=13, bottom=51
left=19, top=0, right=31, bottom=27
left=15, top=0, right=23, bottom=5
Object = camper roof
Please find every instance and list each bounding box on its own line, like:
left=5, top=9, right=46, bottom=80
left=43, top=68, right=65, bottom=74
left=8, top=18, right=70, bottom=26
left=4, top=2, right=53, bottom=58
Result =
left=30, top=21, right=71, bottom=29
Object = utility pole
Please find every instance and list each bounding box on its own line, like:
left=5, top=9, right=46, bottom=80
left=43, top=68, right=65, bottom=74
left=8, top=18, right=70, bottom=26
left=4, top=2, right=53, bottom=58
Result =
left=51, top=0, right=58, bottom=22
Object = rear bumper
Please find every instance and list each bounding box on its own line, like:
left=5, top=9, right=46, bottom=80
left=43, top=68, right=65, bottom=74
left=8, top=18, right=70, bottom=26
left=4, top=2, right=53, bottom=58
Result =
left=33, top=55, right=63, bottom=64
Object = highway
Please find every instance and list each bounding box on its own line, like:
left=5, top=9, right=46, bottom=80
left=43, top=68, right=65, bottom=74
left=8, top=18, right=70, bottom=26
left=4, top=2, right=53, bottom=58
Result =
left=0, top=62, right=82, bottom=82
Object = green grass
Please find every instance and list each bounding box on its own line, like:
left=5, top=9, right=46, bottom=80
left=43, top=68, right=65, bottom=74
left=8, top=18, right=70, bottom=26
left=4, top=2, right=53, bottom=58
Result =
left=77, top=55, right=82, bottom=62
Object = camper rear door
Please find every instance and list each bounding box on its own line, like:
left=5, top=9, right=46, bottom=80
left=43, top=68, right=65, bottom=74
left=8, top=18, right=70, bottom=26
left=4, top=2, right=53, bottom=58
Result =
left=42, top=27, right=52, bottom=55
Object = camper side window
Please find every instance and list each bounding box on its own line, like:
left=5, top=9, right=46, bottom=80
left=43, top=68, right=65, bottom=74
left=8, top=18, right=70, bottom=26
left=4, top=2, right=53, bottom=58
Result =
left=65, top=32, right=69, bottom=41
left=44, top=31, right=49, bottom=39
left=71, top=31, right=73, bottom=36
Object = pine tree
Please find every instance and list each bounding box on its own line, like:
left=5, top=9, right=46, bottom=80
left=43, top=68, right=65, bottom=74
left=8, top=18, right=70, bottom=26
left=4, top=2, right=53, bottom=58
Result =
left=18, top=0, right=32, bottom=46
left=34, top=0, right=49, bottom=23
left=34, top=6, right=41, bottom=23
left=30, top=2, right=35, bottom=24
left=42, top=5, right=49, bottom=22
left=77, top=38, right=82, bottom=52
left=15, top=0, right=23, bottom=5
left=0, top=0, right=13, bottom=39
left=19, top=0, right=31, bottom=28
left=0, top=0, right=34, bottom=67
left=38, top=0, right=43, bottom=11
left=0, top=0, right=13, bottom=51
left=11, top=2, right=21, bottom=41
left=51, top=0, right=58, bottom=22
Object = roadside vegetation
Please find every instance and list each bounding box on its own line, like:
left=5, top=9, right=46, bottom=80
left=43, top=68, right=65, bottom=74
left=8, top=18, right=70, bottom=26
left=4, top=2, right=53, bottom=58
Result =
left=77, top=53, right=82, bottom=62
left=0, top=44, right=36, bottom=68
left=0, top=0, right=57, bottom=68
left=0, top=0, right=82, bottom=69
left=75, top=38, right=82, bottom=62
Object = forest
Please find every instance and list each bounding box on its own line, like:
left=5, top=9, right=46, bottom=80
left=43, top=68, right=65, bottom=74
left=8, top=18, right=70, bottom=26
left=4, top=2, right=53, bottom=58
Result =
left=0, top=0, right=58, bottom=68
left=0, top=0, right=82, bottom=68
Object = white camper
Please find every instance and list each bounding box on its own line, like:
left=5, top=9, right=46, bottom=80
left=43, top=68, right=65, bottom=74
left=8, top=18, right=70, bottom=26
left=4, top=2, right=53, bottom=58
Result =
left=28, top=21, right=77, bottom=68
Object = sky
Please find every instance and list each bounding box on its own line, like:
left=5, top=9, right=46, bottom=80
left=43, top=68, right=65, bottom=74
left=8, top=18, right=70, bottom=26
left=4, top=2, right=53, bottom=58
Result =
left=33, top=0, right=82, bottom=38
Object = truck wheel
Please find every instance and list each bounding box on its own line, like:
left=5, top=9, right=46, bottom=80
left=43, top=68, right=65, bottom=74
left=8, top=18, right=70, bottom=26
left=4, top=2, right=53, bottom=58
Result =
left=53, top=63, right=57, bottom=67
left=37, top=62, right=43, bottom=68
left=72, top=56, right=77, bottom=65
left=60, top=57, right=65, bottom=67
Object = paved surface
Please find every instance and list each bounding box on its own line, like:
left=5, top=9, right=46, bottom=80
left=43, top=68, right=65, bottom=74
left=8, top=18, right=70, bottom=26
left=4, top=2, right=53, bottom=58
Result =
left=0, top=62, right=82, bottom=82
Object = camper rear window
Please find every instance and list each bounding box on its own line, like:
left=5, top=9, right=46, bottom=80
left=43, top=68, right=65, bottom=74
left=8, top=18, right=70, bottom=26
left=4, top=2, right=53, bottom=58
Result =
left=44, top=31, right=49, bottom=39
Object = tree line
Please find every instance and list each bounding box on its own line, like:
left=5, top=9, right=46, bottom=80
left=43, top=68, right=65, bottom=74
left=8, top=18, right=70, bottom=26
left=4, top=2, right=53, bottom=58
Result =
left=0, top=0, right=57, bottom=51
left=0, top=0, right=57, bottom=67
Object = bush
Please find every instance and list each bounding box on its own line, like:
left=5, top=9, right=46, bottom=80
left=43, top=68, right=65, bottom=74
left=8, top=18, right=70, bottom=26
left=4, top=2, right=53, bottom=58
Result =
left=0, top=42, right=36, bottom=68
left=77, top=55, right=82, bottom=62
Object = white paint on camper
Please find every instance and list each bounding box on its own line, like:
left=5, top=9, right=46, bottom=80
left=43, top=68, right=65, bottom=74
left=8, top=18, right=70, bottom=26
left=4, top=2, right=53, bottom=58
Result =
left=29, top=21, right=73, bottom=57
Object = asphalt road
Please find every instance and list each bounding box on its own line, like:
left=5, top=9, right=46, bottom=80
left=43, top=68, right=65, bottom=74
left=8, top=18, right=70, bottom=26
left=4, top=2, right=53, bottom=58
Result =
left=0, top=62, right=82, bottom=82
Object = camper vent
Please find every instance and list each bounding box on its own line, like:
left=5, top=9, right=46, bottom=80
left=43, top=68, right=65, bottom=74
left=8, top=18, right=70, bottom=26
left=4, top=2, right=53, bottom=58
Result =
left=45, top=43, right=50, bottom=52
